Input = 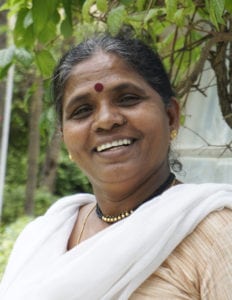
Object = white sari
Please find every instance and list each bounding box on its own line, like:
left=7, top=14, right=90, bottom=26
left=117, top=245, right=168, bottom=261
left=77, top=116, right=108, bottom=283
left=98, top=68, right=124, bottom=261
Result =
left=0, top=183, right=232, bottom=300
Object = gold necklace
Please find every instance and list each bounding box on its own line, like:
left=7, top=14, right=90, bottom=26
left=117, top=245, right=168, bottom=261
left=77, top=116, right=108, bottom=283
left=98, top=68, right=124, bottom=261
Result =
left=96, top=173, right=177, bottom=224
left=77, top=204, right=96, bottom=244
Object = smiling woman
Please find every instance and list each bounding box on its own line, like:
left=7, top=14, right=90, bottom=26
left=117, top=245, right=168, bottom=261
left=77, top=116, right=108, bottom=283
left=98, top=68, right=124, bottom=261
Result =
left=61, top=51, right=178, bottom=199
left=1, top=35, right=232, bottom=300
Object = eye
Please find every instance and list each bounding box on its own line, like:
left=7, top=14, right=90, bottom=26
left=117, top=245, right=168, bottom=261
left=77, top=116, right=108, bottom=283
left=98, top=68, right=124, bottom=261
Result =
left=118, top=94, right=142, bottom=106
left=70, top=104, right=93, bottom=120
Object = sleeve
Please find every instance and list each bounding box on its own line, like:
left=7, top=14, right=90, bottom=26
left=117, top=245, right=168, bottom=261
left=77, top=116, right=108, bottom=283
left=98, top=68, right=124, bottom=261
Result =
left=200, top=224, right=232, bottom=300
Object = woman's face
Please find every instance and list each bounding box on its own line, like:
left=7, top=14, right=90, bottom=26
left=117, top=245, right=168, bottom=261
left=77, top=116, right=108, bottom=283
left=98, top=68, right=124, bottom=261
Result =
left=62, top=52, right=179, bottom=189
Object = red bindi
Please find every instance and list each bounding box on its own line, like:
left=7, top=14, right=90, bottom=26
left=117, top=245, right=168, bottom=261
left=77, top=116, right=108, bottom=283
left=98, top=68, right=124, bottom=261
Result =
left=94, top=83, right=104, bottom=92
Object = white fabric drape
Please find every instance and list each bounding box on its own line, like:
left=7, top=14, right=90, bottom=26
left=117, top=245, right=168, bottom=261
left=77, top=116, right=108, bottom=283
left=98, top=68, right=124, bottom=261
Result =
left=0, top=183, right=232, bottom=300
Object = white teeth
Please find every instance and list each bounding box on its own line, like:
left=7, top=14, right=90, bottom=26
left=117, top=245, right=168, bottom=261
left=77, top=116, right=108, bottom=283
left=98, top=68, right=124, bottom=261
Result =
left=97, top=139, right=132, bottom=152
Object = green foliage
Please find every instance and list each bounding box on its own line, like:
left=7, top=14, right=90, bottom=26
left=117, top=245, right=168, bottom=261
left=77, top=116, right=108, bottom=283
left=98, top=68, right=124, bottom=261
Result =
left=206, top=0, right=225, bottom=29
left=32, top=0, right=59, bottom=35
left=0, top=0, right=229, bottom=86
left=2, top=185, right=57, bottom=224
left=14, top=47, right=33, bottom=67
left=1, top=0, right=231, bottom=224
left=35, top=49, right=56, bottom=78
left=55, top=148, right=92, bottom=197
left=34, top=188, right=57, bottom=216
left=60, top=17, right=73, bottom=38
left=107, top=5, right=127, bottom=35
left=165, top=0, right=177, bottom=20
left=0, top=46, right=33, bottom=78
left=136, top=0, right=146, bottom=11
left=0, top=46, right=14, bottom=68
left=82, top=0, right=96, bottom=22
left=2, top=186, right=26, bottom=223
left=13, top=8, right=35, bottom=48
left=225, top=0, right=232, bottom=12
left=97, top=0, right=108, bottom=13
left=0, top=216, right=33, bottom=279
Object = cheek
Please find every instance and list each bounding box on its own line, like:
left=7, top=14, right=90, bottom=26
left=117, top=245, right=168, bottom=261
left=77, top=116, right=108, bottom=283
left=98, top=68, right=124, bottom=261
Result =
left=62, top=122, right=91, bottom=160
left=143, top=114, right=170, bottom=152
left=62, top=125, right=81, bottom=152
left=144, top=110, right=169, bottom=136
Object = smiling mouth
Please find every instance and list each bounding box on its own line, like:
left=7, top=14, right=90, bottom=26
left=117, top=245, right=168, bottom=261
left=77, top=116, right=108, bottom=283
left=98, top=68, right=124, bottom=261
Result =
left=96, top=139, right=134, bottom=152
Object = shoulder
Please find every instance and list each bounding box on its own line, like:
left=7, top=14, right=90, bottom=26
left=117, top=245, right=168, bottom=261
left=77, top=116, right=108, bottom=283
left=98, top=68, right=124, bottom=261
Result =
left=178, top=208, right=232, bottom=266
left=195, top=208, right=232, bottom=298
left=192, top=207, right=232, bottom=244
left=44, top=193, right=95, bottom=216
left=176, top=208, right=232, bottom=294
left=154, top=208, right=232, bottom=297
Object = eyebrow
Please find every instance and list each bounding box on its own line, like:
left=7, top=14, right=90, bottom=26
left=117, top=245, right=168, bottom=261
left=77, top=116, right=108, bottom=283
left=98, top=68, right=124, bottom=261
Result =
left=64, top=93, right=91, bottom=112
left=111, top=82, right=146, bottom=95
left=64, top=82, right=147, bottom=112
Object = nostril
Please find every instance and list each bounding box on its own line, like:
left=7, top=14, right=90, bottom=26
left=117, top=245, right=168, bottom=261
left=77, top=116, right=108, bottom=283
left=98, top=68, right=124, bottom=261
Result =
left=93, top=109, right=127, bottom=132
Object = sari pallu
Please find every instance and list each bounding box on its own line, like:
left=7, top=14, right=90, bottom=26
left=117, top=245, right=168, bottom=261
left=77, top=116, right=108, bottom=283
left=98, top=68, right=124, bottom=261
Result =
left=1, top=183, right=232, bottom=300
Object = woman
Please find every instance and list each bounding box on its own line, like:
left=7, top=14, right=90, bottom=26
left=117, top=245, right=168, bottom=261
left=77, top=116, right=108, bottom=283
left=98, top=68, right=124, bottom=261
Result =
left=1, top=35, right=232, bottom=299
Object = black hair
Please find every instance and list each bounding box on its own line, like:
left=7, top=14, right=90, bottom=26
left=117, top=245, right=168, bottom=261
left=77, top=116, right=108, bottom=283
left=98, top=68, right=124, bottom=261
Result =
left=52, top=34, right=175, bottom=123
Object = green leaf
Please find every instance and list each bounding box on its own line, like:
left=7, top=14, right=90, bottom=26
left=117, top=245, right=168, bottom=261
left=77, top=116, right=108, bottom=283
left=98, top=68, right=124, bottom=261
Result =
left=107, top=6, right=127, bottom=35
left=13, top=8, right=29, bottom=44
left=225, top=0, right=232, bottom=12
left=165, top=0, right=177, bottom=20
left=0, top=0, right=24, bottom=15
left=35, top=50, right=56, bottom=78
left=32, top=0, right=57, bottom=34
left=173, top=8, right=185, bottom=27
left=127, top=11, right=146, bottom=22
left=206, top=0, right=225, bottom=28
left=37, top=21, right=57, bottom=44
left=212, top=0, right=225, bottom=24
left=14, top=23, right=35, bottom=48
left=136, top=0, right=146, bottom=11
left=52, top=9, right=60, bottom=24
left=62, top=0, right=72, bottom=23
left=212, top=0, right=225, bottom=16
left=82, top=0, right=96, bottom=22
left=60, top=18, right=73, bottom=38
left=0, top=64, right=11, bottom=79
left=23, top=11, right=33, bottom=28
left=32, top=0, right=48, bottom=34
left=148, top=19, right=167, bottom=40
left=157, top=31, right=175, bottom=55
left=144, top=8, right=162, bottom=23
left=120, top=0, right=133, bottom=6
left=0, top=46, right=15, bottom=68
left=180, top=0, right=195, bottom=15
left=14, top=48, right=33, bottom=67
left=96, top=0, right=108, bottom=12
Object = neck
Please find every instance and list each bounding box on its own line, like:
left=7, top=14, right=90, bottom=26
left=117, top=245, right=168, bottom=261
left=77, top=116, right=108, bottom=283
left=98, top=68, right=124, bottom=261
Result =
left=92, top=165, right=172, bottom=216
left=96, top=173, right=175, bottom=223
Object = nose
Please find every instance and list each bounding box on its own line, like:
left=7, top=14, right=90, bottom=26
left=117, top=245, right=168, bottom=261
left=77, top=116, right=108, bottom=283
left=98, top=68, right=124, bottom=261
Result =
left=92, top=102, right=126, bottom=132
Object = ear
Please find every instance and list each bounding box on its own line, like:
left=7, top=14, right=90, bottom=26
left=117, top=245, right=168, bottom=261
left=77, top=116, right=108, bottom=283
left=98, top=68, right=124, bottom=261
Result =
left=166, top=97, right=180, bottom=131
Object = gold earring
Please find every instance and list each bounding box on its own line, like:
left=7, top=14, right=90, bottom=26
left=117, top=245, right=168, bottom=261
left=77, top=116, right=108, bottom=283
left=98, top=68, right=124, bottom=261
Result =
left=69, top=153, right=73, bottom=161
left=170, top=129, right=178, bottom=140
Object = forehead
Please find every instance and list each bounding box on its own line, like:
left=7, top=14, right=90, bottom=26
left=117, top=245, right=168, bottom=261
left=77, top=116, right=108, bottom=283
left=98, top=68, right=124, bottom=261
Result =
left=65, top=51, right=142, bottom=88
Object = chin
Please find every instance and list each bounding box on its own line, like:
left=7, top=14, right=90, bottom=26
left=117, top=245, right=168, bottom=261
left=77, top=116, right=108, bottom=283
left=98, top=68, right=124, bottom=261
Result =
left=92, top=168, right=143, bottom=186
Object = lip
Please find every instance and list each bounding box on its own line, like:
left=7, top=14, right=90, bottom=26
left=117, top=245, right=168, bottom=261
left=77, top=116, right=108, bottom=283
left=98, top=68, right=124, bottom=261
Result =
left=94, top=141, right=136, bottom=159
left=94, top=137, right=136, bottom=153
left=93, top=136, right=138, bottom=159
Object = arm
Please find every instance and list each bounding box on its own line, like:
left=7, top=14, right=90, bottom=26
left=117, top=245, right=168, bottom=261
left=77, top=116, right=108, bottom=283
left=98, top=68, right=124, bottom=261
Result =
left=200, top=223, right=232, bottom=300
